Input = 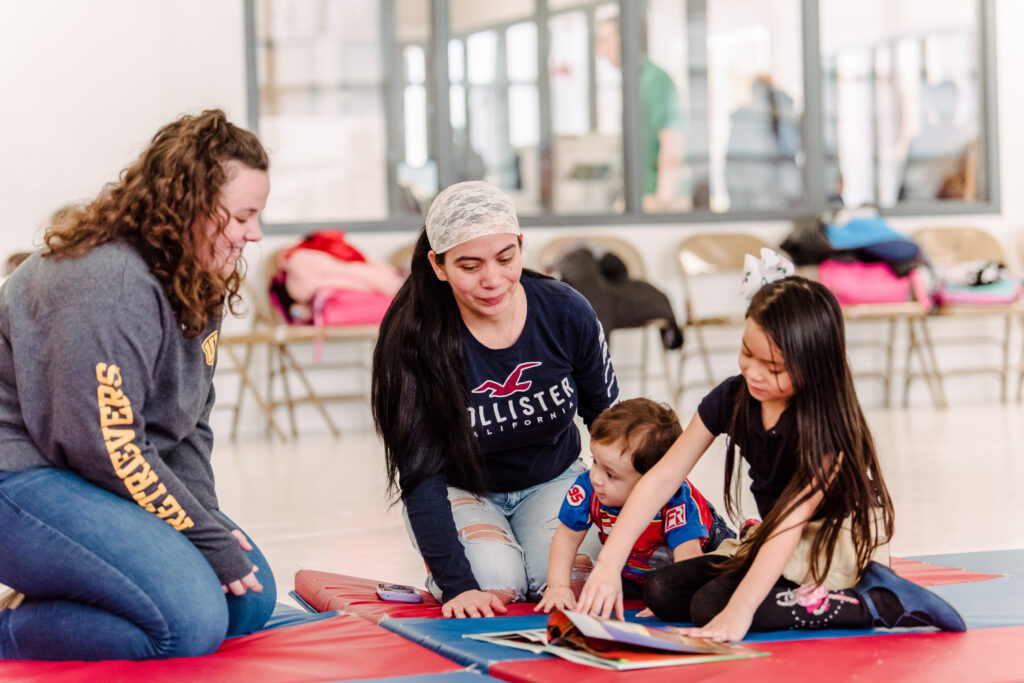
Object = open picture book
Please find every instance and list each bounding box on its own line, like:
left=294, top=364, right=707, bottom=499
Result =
left=464, top=609, right=767, bottom=671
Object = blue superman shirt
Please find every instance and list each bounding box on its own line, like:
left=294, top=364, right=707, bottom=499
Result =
left=559, top=471, right=710, bottom=583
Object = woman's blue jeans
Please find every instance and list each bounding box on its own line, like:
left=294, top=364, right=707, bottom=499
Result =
left=0, top=467, right=276, bottom=661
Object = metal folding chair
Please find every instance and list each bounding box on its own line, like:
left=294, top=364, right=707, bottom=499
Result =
left=675, top=232, right=773, bottom=400
left=215, top=249, right=380, bottom=439
left=912, top=226, right=1022, bottom=403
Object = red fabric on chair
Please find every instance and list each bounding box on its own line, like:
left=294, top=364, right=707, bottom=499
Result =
left=0, top=615, right=463, bottom=683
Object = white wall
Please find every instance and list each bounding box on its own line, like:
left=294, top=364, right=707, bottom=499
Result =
left=0, top=0, right=248, bottom=254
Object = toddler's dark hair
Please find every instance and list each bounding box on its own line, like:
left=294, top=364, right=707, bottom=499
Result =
left=590, top=398, right=681, bottom=474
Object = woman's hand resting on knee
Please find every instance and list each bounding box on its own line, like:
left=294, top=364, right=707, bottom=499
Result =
left=442, top=589, right=510, bottom=618
left=222, top=529, right=263, bottom=596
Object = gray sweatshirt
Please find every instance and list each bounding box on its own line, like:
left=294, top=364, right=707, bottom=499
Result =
left=0, top=242, right=251, bottom=583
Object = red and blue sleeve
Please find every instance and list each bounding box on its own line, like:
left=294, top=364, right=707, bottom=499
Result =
left=558, top=471, right=595, bottom=532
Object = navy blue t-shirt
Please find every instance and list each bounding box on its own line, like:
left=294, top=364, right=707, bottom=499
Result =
left=403, top=274, right=619, bottom=601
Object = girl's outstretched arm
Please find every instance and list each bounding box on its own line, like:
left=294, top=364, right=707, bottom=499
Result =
left=680, top=484, right=824, bottom=642
left=576, top=412, right=715, bottom=619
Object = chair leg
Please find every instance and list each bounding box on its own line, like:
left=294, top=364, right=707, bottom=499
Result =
left=275, top=344, right=299, bottom=438
left=902, top=318, right=915, bottom=408
left=882, top=317, right=897, bottom=409
left=223, top=342, right=288, bottom=441
left=911, top=317, right=947, bottom=408
left=648, top=324, right=676, bottom=402
left=1001, top=314, right=1011, bottom=402
left=267, top=344, right=282, bottom=439
left=675, top=330, right=691, bottom=406
left=1018, top=314, right=1024, bottom=402
left=229, top=341, right=253, bottom=441
left=639, top=327, right=650, bottom=396
left=694, top=324, right=715, bottom=390
left=278, top=344, right=342, bottom=438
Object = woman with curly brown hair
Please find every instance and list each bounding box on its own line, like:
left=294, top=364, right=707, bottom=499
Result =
left=0, top=109, right=273, bottom=660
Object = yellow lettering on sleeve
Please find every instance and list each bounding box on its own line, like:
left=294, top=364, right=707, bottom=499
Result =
left=94, top=362, right=198, bottom=536
left=95, top=362, right=122, bottom=388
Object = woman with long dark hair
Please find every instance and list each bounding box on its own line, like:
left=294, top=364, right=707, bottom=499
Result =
left=372, top=181, right=619, bottom=618
left=0, top=109, right=275, bottom=660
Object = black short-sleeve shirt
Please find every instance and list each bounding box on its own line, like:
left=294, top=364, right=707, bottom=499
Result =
left=697, top=375, right=798, bottom=520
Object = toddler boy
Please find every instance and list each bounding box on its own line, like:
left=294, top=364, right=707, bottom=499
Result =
left=537, top=398, right=733, bottom=613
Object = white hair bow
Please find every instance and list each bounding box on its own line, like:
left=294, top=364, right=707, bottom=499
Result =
left=740, top=248, right=795, bottom=299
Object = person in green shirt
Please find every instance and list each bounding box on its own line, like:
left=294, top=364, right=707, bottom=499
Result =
left=596, top=17, right=687, bottom=212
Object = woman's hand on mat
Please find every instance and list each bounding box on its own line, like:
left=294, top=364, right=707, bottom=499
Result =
left=535, top=585, right=576, bottom=613
left=223, top=566, right=263, bottom=596
left=676, top=604, right=753, bottom=642
left=576, top=561, right=624, bottom=620
left=635, top=607, right=654, bottom=617
left=442, top=589, right=509, bottom=618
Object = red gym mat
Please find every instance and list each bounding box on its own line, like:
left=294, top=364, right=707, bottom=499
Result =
left=293, top=555, right=992, bottom=624
left=489, top=625, right=1024, bottom=683
left=889, top=557, right=1002, bottom=586
left=294, top=570, right=644, bottom=623
left=0, top=614, right=463, bottom=683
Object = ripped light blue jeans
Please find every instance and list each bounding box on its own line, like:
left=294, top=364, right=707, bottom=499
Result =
left=405, top=458, right=600, bottom=602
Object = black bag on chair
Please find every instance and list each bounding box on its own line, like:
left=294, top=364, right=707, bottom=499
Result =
left=557, top=248, right=683, bottom=350
left=781, top=214, right=834, bottom=266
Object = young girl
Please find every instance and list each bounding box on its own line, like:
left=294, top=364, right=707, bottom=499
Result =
left=577, top=275, right=965, bottom=641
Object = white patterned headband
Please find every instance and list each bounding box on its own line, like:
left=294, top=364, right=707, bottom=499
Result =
left=740, top=248, right=795, bottom=299
left=425, top=181, right=521, bottom=254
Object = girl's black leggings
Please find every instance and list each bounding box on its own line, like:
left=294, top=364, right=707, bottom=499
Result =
left=643, top=554, right=870, bottom=631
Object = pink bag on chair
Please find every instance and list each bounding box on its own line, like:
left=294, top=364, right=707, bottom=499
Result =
left=310, top=289, right=393, bottom=327
left=818, top=259, right=929, bottom=306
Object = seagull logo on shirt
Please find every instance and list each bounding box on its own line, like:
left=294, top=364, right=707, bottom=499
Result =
left=471, top=362, right=542, bottom=398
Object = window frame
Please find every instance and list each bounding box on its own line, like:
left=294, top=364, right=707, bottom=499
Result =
left=244, top=0, right=1000, bottom=235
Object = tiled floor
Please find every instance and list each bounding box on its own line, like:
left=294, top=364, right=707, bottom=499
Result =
left=211, top=396, right=1024, bottom=604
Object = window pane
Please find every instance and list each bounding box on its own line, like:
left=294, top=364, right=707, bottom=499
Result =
left=395, top=0, right=435, bottom=216
left=507, top=22, right=537, bottom=81
left=255, top=0, right=387, bottom=222
left=549, top=11, right=589, bottom=136
left=451, top=0, right=535, bottom=34
left=821, top=0, right=984, bottom=207
left=648, top=0, right=806, bottom=213
left=548, top=6, right=624, bottom=215
left=450, top=0, right=540, bottom=214
left=466, top=31, right=497, bottom=85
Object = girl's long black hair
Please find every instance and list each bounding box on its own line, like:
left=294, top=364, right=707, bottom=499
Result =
left=722, top=276, right=895, bottom=583
left=371, top=229, right=486, bottom=501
